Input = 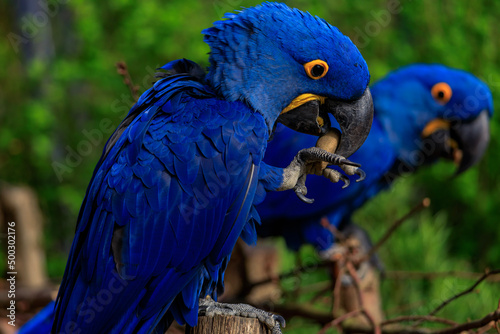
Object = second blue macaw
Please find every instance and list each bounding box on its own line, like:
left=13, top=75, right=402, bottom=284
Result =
left=258, top=64, right=493, bottom=255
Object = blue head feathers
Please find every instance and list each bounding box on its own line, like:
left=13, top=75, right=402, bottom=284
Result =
left=203, top=2, right=370, bottom=130
left=371, top=64, right=493, bottom=171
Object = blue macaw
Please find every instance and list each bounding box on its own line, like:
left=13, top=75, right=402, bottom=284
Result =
left=44, top=3, right=375, bottom=334
left=257, top=64, right=493, bottom=257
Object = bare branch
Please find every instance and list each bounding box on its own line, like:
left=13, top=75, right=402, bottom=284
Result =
left=475, top=321, right=496, bottom=334
left=381, top=315, right=458, bottom=327
left=319, top=309, right=363, bottom=334
left=258, top=303, right=332, bottom=326
left=245, top=262, right=329, bottom=292
left=342, top=310, right=500, bottom=334
left=321, top=216, right=346, bottom=243
left=361, top=198, right=430, bottom=263
left=385, top=270, right=500, bottom=282
left=432, top=309, right=500, bottom=334
left=333, top=265, right=346, bottom=317
left=116, top=61, right=139, bottom=102
left=426, top=268, right=500, bottom=318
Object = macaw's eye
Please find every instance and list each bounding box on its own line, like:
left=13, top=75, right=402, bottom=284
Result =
left=431, top=82, right=452, bottom=105
left=304, top=60, right=329, bottom=80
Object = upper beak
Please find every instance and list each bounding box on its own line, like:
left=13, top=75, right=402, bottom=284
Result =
left=277, top=88, right=374, bottom=158
left=452, top=110, right=490, bottom=174
left=421, top=110, right=490, bottom=174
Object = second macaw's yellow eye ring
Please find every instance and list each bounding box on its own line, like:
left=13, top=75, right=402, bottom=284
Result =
left=431, top=82, right=453, bottom=105
left=304, top=60, right=329, bottom=80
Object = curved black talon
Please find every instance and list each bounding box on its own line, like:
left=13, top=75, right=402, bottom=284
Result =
left=355, top=168, right=366, bottom=182
left=340, top=174, right=350, bottom=189
left=293, top=174, right=314, bottom=204
left=341, top=159, right=361, bottom=168
left=274, top=314, right=286, bottom=328
left=295, top=188, right=315, bottom=204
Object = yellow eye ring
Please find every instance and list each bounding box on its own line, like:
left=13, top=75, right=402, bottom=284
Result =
left=304, top=60, right=329, bottom=80
left=431, top=82, right=452, bottom=105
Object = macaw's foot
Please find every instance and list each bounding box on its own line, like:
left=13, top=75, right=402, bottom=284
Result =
left=198, top=296, right=285, bottom=334
left=281, top=147, right=365, bottom=203
left=340, top=164, right=366, bottom=182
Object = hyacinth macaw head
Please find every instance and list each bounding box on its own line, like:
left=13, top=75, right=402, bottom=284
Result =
left=372, top=64, right=493, bottom=173
left=203, top=2, right=373, bottom=157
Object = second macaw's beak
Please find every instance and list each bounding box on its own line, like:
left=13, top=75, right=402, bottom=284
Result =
left=277, top=88, right=374, bottom=158
left=421, top=110, right=490, bottom=174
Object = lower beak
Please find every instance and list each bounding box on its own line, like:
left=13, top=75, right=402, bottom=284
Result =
left=421, top=110, right=490, bottom=174
left=277, top=88, right=374, bottom=158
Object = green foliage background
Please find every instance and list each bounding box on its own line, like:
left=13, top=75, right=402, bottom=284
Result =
left=1, top=0, right=499, bottom=332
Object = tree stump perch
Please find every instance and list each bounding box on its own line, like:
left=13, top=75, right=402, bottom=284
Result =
left=186, top=315, right=272, bottom=334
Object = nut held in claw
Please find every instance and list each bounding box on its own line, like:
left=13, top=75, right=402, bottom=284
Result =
left=307, top=128, right=341, bottom=176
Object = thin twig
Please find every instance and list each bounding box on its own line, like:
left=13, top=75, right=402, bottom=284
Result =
left=259, top=303, right=333, bottom=326
left=495, top=299, right=500, bottom=334
left=345, top=262, right=364, bottom=315
left=385, top=270, right=500, bottom=282
left=426, top=268, right=500, bottom=317
left=245, top=262, right=329, bottom=292
left=333, top=265, right=346, bottom=317
left=345, top=261, right=381, bottom=334
left=341, top=309, right=500, bottom=334
left=476, top=321, right=496, bottom=334
left=310, top=281, right=334, bottom=304
left=116, top=61, right=139, bottom=102
left=342, top=326, right=431, bottom=334
left=384, top=300, right=427, bottom=316
left=381, top=315, right=458, bottom=327
left=361, top=198, right=430, bottom=263
left=319, top=309, right=363, bottom=334
left=321, top=216, right=346, bottom=243
left=432, top=310, right=500, bottom=334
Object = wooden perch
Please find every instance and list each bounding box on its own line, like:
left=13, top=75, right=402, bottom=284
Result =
left=186, top=315, right=272, bottom=334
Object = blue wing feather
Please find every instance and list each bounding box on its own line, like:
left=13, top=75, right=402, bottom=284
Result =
left=53, top=63, right=269, bottom=333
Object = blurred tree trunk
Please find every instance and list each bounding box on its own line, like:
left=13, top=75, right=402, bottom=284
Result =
left=13, top=0, right=55, bottom=66
left=220, top=240, right=281, bottom=304
left=337, top=265, right=384, bottom=327
left=0, top=183, right=48, bottom=288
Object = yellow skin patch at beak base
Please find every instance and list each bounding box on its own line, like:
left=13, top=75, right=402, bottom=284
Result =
left=422, top=119, right=463, bottom=166
left=280, top=94, right=326, bottom=114
left=421, top=118, right=451, bottom=138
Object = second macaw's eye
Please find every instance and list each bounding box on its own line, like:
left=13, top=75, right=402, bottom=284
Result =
left=431, top=82, right=453, bottom=105
left=304, top=60, right=329, bottom=79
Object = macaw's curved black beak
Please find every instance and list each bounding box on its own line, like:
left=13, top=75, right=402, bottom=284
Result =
left=421, top=110, right=490, bottom=174
left=453, top=110, right=490, bottom=174
left=277, top=88, right=374, bottom=158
